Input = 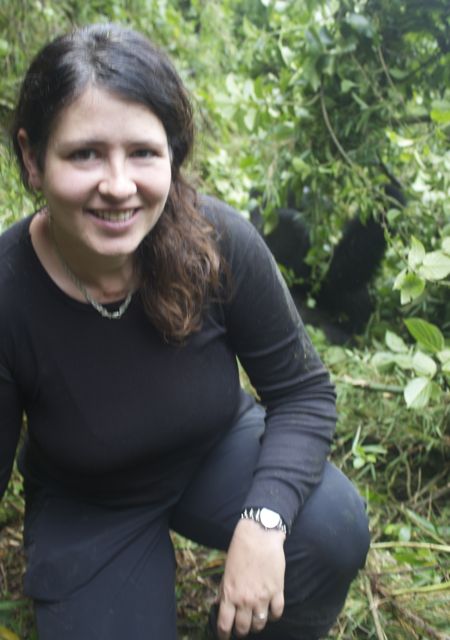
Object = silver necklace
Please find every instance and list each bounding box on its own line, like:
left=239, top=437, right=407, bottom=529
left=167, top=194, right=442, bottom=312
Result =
left=50, top=226, right=133, bottom=320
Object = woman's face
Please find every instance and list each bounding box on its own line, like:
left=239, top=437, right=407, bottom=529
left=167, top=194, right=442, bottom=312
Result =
left=21, top=86, right=172, bottom=262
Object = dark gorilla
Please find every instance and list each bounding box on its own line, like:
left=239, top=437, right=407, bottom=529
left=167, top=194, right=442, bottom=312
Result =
left=252, top=184, right=406, bottom=344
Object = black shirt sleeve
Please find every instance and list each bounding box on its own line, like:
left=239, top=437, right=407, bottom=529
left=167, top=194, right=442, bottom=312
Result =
left=203, top=196, right=337, bottom=530
left=0, top=362, right=22, bottom=500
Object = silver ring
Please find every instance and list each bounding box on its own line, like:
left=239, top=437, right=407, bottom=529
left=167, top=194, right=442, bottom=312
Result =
left=253, top=612, right=268, bottom=621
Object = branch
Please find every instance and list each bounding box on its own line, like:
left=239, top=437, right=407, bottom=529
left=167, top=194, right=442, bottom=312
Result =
left=376, top=583, right=450, bottom=640
left=364, top=576, right=387, bottom=640
left=372, top=541, right=450, bottom=553
left=389, top=581, right=450, bottom=597
left=319, top=83, right=356, bottom=168
left=336, top=375, right=403, bottom=394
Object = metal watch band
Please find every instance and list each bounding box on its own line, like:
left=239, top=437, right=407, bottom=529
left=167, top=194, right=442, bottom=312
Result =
left=240, top=507, right=288, bottom=535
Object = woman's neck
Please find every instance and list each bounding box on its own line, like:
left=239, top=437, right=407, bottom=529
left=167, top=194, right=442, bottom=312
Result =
left=30, top=210, right=138, bottom=304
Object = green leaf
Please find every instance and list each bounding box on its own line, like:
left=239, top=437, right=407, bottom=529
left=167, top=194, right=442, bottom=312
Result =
left=408, top=237, right=425, bottom=269
left=442, top=236, right=450, bottom=256
left=371, top=351, right=396, bottom=369
left=404, top=377, right=433, bottom=408
left=437, top=349, right=450, bottom=364
left=341, top=79, right=357, bottom=93
left=404, top=318, right=445, bottom=353
left=385, top=330, right=408, bottom=353
left=419, top=251, right=450, bottom=281
left=345, top=14, right=374, bottom=38
left=394, top=271, right=425, bottom=304
left=430, top=99, right=450, bottom=124
left=393, top=354, right=414, bottom=370
left=412, top=351, right=437, bottom=378
left=353, top=456, right=365, bottom=469
left=0, top=39, right=9, bottom=57
left=243, top=108, right=257, bottom=131
left=398, top=525, right=411, bottom=542
left=386, top=130, right=414, bottom=148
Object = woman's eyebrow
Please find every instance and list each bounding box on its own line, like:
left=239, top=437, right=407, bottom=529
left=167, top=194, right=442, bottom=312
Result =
left=56, top=137, right=167, bottom=149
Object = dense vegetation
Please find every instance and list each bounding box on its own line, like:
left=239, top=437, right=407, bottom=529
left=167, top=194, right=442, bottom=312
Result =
left=0, top=1, right=449, bottom=638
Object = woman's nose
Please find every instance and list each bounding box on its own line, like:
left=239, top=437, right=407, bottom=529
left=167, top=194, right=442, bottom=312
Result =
left=98, top=163, right=137, bottom=200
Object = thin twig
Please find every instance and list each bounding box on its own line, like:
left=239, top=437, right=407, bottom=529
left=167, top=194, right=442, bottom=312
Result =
left=372, top=541, right=450, bottom=553
left=319, top=83, right=356, bottom=168
left=414, top=482, right=450, bottom=509
left=337, top=375, right=403, bottom=393
left=377, top=46, right=398, bottom=93
left=390, top=581, right=450, bottom=597
left=377, top=583, right=450, bottom=640
left=364, top=576, right=387, bottom=640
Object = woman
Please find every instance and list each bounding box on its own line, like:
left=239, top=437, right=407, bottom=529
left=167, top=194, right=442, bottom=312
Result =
left=0, top=23, right=370, bottom=640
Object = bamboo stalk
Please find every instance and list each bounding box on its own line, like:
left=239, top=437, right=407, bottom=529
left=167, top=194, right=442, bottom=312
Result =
left=372, top=542, right=450, bottom=553
left=389, top=581, right=450, bottom=597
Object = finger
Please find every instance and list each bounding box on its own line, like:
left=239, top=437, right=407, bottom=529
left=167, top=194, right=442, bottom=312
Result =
left=233, top=607, right=253, bottom=638
left=269, top=592, right=285, bottom=621
left=251, top=609, right=269, bottom=633
left=216, top=600, right=236, bottom=640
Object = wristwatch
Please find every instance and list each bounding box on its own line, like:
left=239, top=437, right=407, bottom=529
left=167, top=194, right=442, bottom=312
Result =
left=240, top=507, right=288, bottom=535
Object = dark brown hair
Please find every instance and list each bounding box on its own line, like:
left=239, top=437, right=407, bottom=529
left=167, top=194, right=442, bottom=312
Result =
left=11, top=23, right=222, bottom=340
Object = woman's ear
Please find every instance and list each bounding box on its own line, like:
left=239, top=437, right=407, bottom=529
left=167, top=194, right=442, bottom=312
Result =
left=17, top=129, right=42, bottom=190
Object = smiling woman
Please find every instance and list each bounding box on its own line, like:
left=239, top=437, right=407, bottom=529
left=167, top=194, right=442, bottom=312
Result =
left=11, top=23, right=219, bottom=336
left=1, top=23, right=369, bottom=640
left=18, top=86, right=173, bottom=302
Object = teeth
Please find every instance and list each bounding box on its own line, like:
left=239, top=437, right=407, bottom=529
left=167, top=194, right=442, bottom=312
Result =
left=90, top=209, right=136, bottom=222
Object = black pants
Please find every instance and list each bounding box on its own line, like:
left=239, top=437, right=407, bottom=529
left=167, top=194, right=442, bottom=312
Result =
left=23, top=405, right=370, bottom=639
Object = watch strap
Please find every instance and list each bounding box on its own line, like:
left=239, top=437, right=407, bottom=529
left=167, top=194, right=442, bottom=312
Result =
left=240, top=507, right=288, bottom=535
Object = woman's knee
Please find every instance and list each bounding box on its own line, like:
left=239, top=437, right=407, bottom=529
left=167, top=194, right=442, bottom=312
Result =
left=287, top=463, right=370, bottom=577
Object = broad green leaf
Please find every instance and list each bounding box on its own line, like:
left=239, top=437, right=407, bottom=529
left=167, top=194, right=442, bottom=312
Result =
left=341, top=79, right=357, bottom=93
left=412, top=351, right=437, bottom=378
left=345, top=13, right=374, bottom=38
left=394, top=270, right=425, bottom=304
left=430, top=99, right=450, bottom=124
left=437, top=349, right=450, bottom=364
left=398, top=526, right=411, bottom=542
left=404, top=318, right=445, bottom=353
left=243, top=108, right=257, bottom=131
left=353, top=456, right=365, bottom=469
left=385, top=330, right=408, bottom=353
left=393, top=268, right=406, bottom=288
left=386, top=130, right=414, bottom=148
left=419, top=251, right=450, bottom=281
left=279, top=44, right=295, bottom=67
left=325, top=346, right=347, bottom=365
left=404, top=377, right=432, bottom=408
left=371, top=351, right=396, bottom=369
left=393, top=354, right=414, bottom=370
left=442, top=237, right=450, bottom=255
left=389, top=68, right=409, bottom=80
left=408, top=237, right=425, bottom=269
left=0, top=39, right=9, bottom=57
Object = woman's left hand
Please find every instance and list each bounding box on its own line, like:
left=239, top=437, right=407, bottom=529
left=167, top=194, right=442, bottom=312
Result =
left=216, top=518, right=286, bottom=639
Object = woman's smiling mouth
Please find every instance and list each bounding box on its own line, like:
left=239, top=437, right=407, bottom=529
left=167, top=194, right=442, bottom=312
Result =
left=86, top=208, right=139, bottom=222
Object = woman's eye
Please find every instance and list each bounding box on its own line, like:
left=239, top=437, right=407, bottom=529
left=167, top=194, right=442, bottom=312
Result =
left=132, top=149, right=156, bottom=159
left=70, top=149, right=98, bottom=161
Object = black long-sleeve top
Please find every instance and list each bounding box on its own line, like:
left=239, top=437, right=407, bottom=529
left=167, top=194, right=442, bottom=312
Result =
left=0, top=196, right=336, bottom=530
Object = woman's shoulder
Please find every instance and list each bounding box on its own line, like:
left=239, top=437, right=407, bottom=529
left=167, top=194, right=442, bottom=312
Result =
left=0, top=214, right=33, bottom=286
left=197, top=194, right=257, bottom=251
left=0, top=214, right=32, bottom=254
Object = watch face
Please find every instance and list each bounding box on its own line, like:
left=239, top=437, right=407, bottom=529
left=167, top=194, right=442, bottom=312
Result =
left=259, top=508, right=281, bottom=529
